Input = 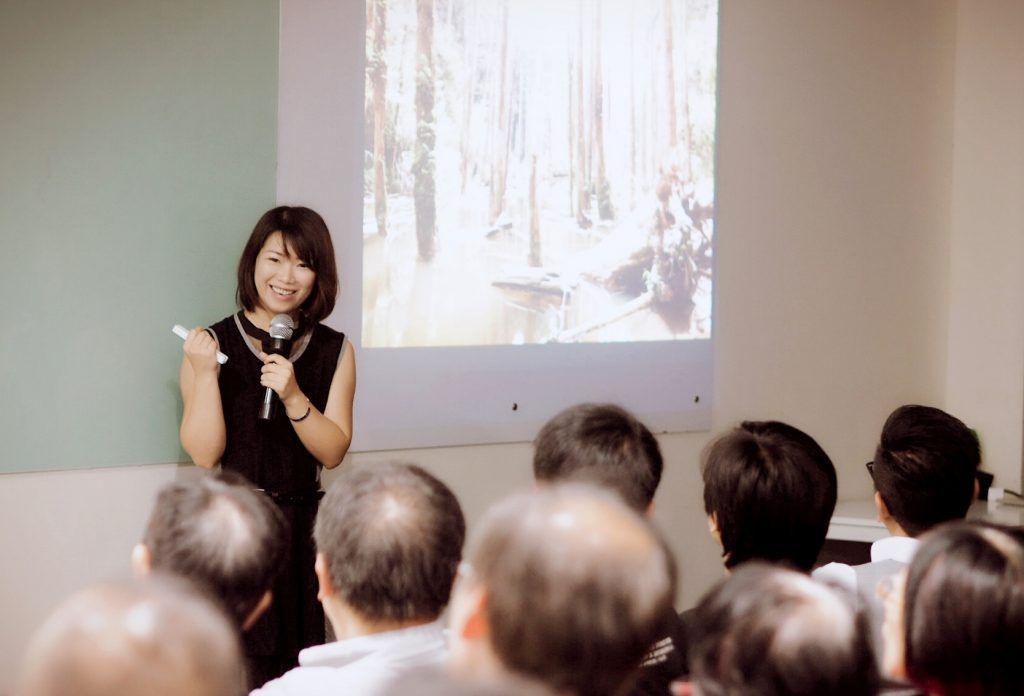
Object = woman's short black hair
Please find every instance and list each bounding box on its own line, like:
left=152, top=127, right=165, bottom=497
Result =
left=702, top=421, right=837, bottom=572
left=236, top=206, right=339, bottom=324
left=903, top=521, right=1024, bottom=696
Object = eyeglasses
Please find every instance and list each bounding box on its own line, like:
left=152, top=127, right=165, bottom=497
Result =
left=865, top=461, right=875, bottom=479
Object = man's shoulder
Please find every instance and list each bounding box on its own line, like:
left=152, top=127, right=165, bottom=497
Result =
left=249, top=665, right=349, bottom=696
left=813, top=561, right=858, bottom=591
left=871, top=535, right=918, bottom=564
left=250, top=661, right=408, bottom=696
left=252, top=625, right=449, bottom=696
left=629, top=609, right=690, bottom=696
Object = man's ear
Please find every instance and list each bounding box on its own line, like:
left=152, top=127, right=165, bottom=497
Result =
left=315, top=553, right=336, bottom=602
left=242, top=591, right=272, bottom=631
left=130, top=543, right=151, bottom=576
left=671, top=681, right=697, bottom=696
left=459, top=586, right=490, bottom=640
left=707, top=513, right=721, bottom=544
left=973, top=477, right=980, bottom=502
left=874, top=491, right=892, bottom=523
left=645, top=499, right=656, bottom=518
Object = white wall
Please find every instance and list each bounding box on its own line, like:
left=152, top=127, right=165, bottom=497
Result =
left=2, top=0, right=997, bottom=689
left=945, top=0, right=1024, bottom=490
left=714, top=0, right=955, bottom=503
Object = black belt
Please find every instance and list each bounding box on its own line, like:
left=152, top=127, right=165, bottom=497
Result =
left=256, top=489, right=324, bottom=505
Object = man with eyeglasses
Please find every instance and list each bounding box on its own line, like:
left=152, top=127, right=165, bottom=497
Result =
left=815, top=404, right=981, bottom=646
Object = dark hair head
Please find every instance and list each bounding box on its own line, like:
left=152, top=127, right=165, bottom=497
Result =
left=702, top=421, right=837, bottom=571
left=142, top=471, right=288, bottom=627
left=533, top=403, right=663, bottom=511
left=314, top=462, right=466, bottom=623
left=902, top=521, right=1024, bottom=696
left=872, top=405, right=981, bottom=537
left=18, top=575, right=245, bottom=696
left=236, top=206, right=339, bottom=324
left=690, top=563, right=877, bottom=696
left=462, top=484, right=677, bottom=696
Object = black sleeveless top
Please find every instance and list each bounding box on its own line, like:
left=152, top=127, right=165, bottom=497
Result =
left=208, top=313, right=346, bottom=493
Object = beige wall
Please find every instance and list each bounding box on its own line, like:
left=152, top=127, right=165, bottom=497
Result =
left=945, top=0, right=1024, bottom=489
left=7, top=0, right=1024, bottom=689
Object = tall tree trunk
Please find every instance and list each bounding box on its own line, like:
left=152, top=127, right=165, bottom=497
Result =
left=629, top=9, right=636, bottom=207
left=369, top=0, right=389, bottom=237
left=568, top=51, right=575, bottom=218
left=460, top=76, right=473, bottom=193
left=414, top=0, right=437, bottom=260
left=389, top=24, right=412, bottom=194
left=489, top=1, right=510, bottom=223
left=649, top=39, right=660, bottom=179
left=664, top=0, right=677, bottom=148
left=529, top=155, right=541, bottom=266
left=593, top=1, right=613, bottom=220
left=459, top=16, right=476, bottom=193
left=680, top=1, right=693, bottom=179
left=575, top=2, right=588, bottom=225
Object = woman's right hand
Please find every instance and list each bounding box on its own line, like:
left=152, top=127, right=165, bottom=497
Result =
left=183, top=327, right=220, bottom=375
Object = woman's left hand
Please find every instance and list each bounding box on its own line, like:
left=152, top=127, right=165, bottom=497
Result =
left=259, top=351, right=304, bottom=406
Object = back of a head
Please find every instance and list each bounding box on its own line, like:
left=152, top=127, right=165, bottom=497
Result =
left=142, top=470, right=288, bottom=626
left=872, top=405, right=980, bottom=537
left=533, top=403, right=663, bottom=512
left=314, top=461, right=466, bottom=623
left=18, top=576, right=245, bottom=696
left=690, top=564, right=877, bottom=696
left=702, top=421, right=837, bottom=571
left=902, top=522, right=1024, bottom=696
left=463, top=484, right=677, bottom=696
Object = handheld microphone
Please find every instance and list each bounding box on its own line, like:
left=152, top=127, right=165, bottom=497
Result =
left=258, top=314, right=296, bottom=421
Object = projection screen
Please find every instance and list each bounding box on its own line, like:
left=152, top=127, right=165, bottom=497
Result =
left=279, top=0, right=717, bottom=450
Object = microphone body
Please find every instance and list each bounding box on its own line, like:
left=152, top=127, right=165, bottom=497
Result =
left=259, top=314, right=296, bottom=421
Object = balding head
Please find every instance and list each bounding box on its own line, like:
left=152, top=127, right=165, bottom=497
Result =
left=136, top=471, right=287, bottom=628
left=450, top=484, right=676, bottom=696
left=689, top=564, right=877, bottom=696
left=314, top=462, right=466, bottom=625
left=18, top=576, right=245, bottom=696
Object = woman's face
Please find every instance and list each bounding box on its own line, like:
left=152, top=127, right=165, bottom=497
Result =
left=252, top=231, right=316, bottom=318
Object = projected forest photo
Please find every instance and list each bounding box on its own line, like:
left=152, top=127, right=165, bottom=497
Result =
left=362, top=0, right=717, bottom=347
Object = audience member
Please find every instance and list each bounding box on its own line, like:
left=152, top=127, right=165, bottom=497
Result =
left=252, top=461, right=466, bottom=695
left=816, top=405, right=980, bottom=638
left=18, top=576, right=246, bottom=696
left=702, top=420, right=837, bottom=572
left=448, top=484, right=677, bottom=696
left=683, top=564, right=878, bottom=696
left=533, top=403, right=681, bottom=695
left=534, top=402, right=663, bottom=512
left=132, top=470, right=288, bottom=632
left=881, top=521, right=1024, bottom=696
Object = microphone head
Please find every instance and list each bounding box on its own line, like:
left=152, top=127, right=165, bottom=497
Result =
left=268, top=314, right=295, bottom=340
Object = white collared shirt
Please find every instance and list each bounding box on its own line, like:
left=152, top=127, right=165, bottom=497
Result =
left=251, top=620, right=448, bottom=696
left=869, top=535, right=918, bottom=564
left=814, top=535, right=919, bottom=592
